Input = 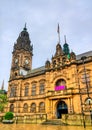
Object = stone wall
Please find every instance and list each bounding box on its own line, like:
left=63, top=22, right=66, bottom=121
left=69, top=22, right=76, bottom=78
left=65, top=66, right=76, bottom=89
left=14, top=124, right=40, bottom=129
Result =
left=61, top=114, right=92, bottom=126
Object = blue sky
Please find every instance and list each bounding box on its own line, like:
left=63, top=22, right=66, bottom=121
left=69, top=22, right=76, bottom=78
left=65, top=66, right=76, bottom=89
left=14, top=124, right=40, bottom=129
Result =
left=0, top=0, right=92, bottom=90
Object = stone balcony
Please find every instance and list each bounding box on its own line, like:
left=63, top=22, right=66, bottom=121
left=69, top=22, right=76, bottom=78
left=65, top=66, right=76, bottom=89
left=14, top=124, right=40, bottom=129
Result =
left=46, top=89, right=74, bottom=99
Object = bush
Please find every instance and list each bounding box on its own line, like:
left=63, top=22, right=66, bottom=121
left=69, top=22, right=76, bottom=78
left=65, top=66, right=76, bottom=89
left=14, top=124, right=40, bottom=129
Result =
left=4, top=112, right=14, bottom=120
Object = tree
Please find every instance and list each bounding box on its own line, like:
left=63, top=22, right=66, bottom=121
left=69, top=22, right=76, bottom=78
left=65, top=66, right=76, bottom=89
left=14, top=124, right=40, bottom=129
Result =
left=0, top=90, right=7, bottom=112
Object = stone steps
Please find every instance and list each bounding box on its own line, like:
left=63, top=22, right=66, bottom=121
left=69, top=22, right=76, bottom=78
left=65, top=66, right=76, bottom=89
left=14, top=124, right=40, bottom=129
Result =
left=41, top=119, right=67, bottom=125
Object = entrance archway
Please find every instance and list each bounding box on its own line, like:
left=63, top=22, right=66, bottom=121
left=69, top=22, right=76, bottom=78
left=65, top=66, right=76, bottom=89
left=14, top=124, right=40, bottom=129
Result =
left=56, top=101, right=68, bottom=119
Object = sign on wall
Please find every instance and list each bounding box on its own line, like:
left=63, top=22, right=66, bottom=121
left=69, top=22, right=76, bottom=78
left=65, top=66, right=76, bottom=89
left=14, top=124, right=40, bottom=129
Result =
left=55, top=86, right=65, bottom=91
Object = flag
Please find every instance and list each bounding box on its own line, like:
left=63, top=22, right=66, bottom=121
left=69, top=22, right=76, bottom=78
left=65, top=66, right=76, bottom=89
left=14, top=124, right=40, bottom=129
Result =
left=57, top=23, right=60, bottom=34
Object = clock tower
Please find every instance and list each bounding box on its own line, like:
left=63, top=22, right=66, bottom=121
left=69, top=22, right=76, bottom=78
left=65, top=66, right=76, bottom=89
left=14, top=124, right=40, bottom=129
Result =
left=10, top=24, right=33, bottom=80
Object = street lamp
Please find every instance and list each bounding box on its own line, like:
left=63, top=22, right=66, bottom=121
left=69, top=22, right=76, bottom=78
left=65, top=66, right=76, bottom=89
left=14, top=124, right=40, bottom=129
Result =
left=87, top=98, right=92, bottom=125
left=90, top=110, right=92, bottom=125
left=81, top=56, right=89, bottom=98
left=77, top=68, right=86, bottom=128
left=81, top=56, right=92, bottom=125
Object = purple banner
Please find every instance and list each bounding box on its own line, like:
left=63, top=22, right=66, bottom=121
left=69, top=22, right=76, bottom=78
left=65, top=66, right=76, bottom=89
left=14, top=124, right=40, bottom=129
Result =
left=55, top=86, right=65, bottom=91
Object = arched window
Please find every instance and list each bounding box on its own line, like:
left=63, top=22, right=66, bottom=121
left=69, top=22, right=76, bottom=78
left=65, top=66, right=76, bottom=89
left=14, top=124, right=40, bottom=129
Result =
left=24, top=86, right=29, bottom=96
left=39, top=83, right=45, bottom=94
left=30, top=103, right=36, bottom=113
left=39, top=102, right=45, bottom=112
left=55, top=79, right=66, bottom=91
left=10, top=104, right=14, bottom=112
left=56, top=79, right=66, bottom=86
left=23, top=103, right=28, bottom=113
left=31, top=84, right=36, bottom=96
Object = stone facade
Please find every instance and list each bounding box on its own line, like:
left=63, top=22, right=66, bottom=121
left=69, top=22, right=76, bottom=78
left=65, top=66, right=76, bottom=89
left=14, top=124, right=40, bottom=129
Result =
left=7, top=25, right=92, bottom=119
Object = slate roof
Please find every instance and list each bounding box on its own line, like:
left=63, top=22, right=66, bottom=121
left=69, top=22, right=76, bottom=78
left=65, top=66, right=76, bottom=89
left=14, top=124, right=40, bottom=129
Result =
left=76, top=51, right=92, bottom=60
left=25, top=66, right=45, bottom=78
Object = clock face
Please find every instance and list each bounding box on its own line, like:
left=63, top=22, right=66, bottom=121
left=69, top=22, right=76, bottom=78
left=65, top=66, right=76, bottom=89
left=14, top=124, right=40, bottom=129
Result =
left=15, top=58, right=18, bottom=64
left=25, top=59, right=29, bottom=64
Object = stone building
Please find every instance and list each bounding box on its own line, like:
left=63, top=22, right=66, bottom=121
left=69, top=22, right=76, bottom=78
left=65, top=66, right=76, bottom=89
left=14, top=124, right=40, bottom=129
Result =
left=7, top=25, right=92, bottom=119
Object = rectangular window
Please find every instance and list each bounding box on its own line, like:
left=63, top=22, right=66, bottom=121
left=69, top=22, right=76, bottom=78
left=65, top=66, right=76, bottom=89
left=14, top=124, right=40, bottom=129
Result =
left=31, top=85, right=36, bottom=96
left=25, top=86, right=29, bottom=96
left=39, top=83, right=44, bottom=94
left=10, top=87, right=16, bottom=97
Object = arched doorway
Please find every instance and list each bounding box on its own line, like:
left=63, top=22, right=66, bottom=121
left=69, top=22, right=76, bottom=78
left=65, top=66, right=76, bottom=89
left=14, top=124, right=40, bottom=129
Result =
left=56, top=101, right=68, bottom=119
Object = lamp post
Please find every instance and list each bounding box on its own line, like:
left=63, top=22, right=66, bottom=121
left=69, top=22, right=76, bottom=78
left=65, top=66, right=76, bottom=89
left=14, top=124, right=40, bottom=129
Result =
left=90, top=110, right=92, bottom=125
left=81, top=56, right=89, bottom=98
left=81, top=56, right=92, bottom=126
left=77, top=69, right=86, bottom=128
left=88, top=98, right=92, bottom=125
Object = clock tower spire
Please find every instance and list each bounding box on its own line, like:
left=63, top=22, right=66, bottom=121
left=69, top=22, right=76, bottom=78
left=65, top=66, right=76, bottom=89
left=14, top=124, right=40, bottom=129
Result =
left=10, top=25, right=33, bottom=80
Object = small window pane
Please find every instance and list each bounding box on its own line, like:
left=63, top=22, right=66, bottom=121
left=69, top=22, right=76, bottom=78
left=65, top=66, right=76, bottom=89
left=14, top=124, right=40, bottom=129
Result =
left=10, top=87, right=16, bottom=97
left=31, top=85, right=36, bottom=96
left=25, top=86, right=29, bottom=96
left=39, top=83, right=45, bottom=94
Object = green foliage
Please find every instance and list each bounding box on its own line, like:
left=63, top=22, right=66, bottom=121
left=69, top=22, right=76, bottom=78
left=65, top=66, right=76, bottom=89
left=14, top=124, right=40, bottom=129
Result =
left=4, top=112, right=14, bottom=120
left=0, top=105, right=4, bottom=112
left=0, top=94, right=7, bottom=103
left=0, top=94, right=7, bottom=112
